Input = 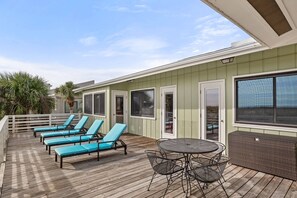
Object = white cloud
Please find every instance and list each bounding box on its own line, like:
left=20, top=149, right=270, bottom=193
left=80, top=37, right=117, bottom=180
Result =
left=178, top=14, right=250, bottom=55
left=82, top=37, right=168, bottom=58
left=79, top=36, right=98, bottom=46
left=0, top=56, right=141, bottom=88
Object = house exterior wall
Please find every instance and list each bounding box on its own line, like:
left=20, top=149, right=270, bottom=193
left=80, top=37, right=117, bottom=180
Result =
left=83, top=44, right=297, bottom=140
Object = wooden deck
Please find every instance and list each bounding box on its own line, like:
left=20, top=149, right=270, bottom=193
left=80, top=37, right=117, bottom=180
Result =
left=2, top=132, right=297, bottom=198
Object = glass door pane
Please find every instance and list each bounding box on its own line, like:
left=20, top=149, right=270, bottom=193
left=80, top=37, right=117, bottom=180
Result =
left=205, top=88, right=219, bottom=141
left=165, top=93, right=174, bottom=134
left=115, top=96, right=124, bottom=123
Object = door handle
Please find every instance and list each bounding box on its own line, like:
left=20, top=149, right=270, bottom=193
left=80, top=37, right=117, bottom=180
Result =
left=221, top=120, right=224, bottom=123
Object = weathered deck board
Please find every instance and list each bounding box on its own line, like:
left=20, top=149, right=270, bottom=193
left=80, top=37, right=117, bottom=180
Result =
left=1, top=132, right=296, bottom=198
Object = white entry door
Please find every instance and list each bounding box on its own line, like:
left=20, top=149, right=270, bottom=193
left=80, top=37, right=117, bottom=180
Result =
left=161, top=86, right=177, bottom=139
left=200, top=80, right=225, bottom=144
left=112, top=90, right=128, bottom=132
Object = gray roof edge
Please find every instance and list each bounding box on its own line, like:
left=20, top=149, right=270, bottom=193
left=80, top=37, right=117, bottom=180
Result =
left=74, top=41, right=267, bottom=93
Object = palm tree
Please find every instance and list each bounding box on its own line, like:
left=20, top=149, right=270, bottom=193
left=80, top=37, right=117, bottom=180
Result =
left=0, top=72, right=54, bottom=118
left=55, top=81, right=77, bottom=113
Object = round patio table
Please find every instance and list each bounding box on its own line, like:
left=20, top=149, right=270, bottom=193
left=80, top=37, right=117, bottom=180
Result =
left=159, top=138, right=219, bottom=197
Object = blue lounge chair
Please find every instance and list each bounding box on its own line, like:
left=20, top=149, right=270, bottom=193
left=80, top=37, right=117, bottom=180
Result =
left=33, top=115, right=75, bottom=137
left=44, top=119, right=104, bottom=154
left=55, top=123, right=127, bottom=168
left=40, top=116, right=89, bottom=143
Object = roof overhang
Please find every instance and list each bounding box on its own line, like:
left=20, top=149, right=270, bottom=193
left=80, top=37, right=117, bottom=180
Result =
left=202, top=0, right=297, bottom=48
left=74, top=40, right=267, bottom=92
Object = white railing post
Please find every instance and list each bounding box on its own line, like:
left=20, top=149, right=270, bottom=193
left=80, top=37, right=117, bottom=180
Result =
left=12, top=116, right=15, bottom=134
left=49, top=114, right=52, bottom=126
left=0, top=116, right=8, bottom=163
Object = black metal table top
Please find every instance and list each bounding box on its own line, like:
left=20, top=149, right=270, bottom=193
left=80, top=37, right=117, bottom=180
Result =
left=159, top=138, right=219, bottom=154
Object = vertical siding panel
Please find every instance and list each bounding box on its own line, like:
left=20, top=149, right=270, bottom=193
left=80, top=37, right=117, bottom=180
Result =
left=177, top=70, right=185, bottom=138
left=237, top=62, right=250, bottom=75
left=191, top=70, right=199, bottom=139
left=207, top=68, right=217, bottom=81
left=278, top=54, right=295, bottom=70
left=217, top=66, right=227, bottom=80
left=155, top=77, right=161, bottom=139
left=184, top=73, right=192, bottom=138
left=263, top=57, right=278, bottom=72
left=249, top=60, right=263, bottom=74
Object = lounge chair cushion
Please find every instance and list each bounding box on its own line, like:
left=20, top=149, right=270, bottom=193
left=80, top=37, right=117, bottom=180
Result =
left=102, top=123, right=127, bottom=143
left=34, top=115, right=75, bottom=132
left=34, top=125, right=67, bottom=132
left=41, top=129, right=81, bottom=138
left=73, top=116, right=88, bottom=130
left=44, top=135, right=93, bottom=146
left=55, top=145, right=87, bottom=157
left=82, top=142, right=113, bottom=152
left=55, top=142, right=113, bottom=157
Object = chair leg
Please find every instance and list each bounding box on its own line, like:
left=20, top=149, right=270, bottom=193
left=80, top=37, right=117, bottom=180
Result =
left=97, top=151, right=100, bottom=161
left=218, top=180, right=229, bottom=197
left=163, top=175, right=172, bottom=197
left=46, top=145, right=48, bottom=150
left=196, top=181, right=206, bottom=198
left=55, top=153, right=57, bottom=162
left=124, top=145, right=127, bottom=155
left=147, top=172, right=156, bottom=191
left=49, top=146, right=51, bottom=155
left=40, top=136, right=42, bottom=142
left=181, top=171, right=185, bottom=193
left=60, top=157, right=63, bottom=168
left=34, top=132, right=36, bottom=138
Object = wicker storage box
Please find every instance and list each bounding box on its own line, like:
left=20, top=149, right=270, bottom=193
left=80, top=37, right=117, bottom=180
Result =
left=229, top=131, right=297, bottom=181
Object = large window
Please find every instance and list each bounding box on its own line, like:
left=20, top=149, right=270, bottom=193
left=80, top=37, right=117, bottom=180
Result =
left=83, top=92, right=105, bottom=115
left=84, top=94, right=92, bottom=114
left=94, top=93, right=105, bottom=115
left=235, top=72, right=297, bottom=127
left=131, top=89, right=154, bottom=118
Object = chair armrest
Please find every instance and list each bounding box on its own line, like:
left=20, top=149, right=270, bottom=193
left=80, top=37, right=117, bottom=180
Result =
left=79, top=134, right=92, bottom=144
left=96, top=140, right=117, bottom=151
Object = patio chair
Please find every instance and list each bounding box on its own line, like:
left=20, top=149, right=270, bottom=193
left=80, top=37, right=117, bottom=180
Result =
left=44, top=119, right=104, bottom=154
left=54, top=123, right=127, bottom=168
left=192, top=141, right=226, bottom=181
left=33, top=114, right=75, bottom=137
left=145, top=150, right=185, bottom=197
left=40, top=116, right=89, bottom=143
left=156, top=138, right=184, bottom=160
left=189, top=155, right=230, bottom=198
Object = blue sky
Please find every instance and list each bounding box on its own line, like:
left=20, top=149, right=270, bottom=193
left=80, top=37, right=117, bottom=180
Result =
left=0, top=0, right=250, bottom=88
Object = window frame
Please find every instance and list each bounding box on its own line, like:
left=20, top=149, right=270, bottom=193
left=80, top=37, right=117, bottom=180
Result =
left=82, top=91, right=106, bottom=117
left=130, top=87, right=156, bottom=120
left=83, top=94, right=93, bottom=115
left=233, top=69, right=297, bottom=132
left=93, top=92, right=105, bottom=116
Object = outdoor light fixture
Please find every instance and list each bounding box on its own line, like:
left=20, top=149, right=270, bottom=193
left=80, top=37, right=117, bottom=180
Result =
left=220, top=57, right=234, bottom=64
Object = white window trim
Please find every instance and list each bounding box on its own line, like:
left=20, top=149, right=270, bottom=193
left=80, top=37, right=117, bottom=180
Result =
left=130, top=87, right=156, bottom=120
left=82, top=90, right=106, bottom=117
left=232, top=68, right=297, bottom=133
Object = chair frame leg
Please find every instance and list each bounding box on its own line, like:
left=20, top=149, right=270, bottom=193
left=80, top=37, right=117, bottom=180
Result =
left=55, top=153, right=57, bottom=162
left=218, top=180, right=229, bottom=197
left=147, top=172, right=156, bottom=191
left=60, top=156, right=63, bottom=168
left=48, top=146, right=51, bottom=155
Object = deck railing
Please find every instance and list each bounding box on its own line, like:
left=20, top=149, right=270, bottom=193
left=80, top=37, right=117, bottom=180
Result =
left=8, top=113, right=82, bottom=133
left=0, top=113, right=82, bottom=163
left=0, top=116, right=9, bottom=163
